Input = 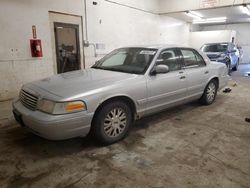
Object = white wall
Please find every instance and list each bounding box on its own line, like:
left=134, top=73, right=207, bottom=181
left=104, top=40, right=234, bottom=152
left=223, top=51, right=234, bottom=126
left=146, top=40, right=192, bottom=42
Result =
left=84, top=0, right=160, bottom=67
left=189, top=30, right=236, bottom=49
left=108, top=0, right=159, bottom=13
left=85, top=0, right=190, bottom=67
left=0, top=0, right=190, bottom=101
left=199, top=23, right=250, bottom=64
left=159, top=16, right=190, bottom=46
left=0, top=0, right=85, bottom=101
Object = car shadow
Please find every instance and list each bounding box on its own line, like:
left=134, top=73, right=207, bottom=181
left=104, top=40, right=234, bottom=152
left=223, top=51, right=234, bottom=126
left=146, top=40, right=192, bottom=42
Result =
left=2, top=122, right=98, bottom=158
left=1, top=99, right=218, bottom=158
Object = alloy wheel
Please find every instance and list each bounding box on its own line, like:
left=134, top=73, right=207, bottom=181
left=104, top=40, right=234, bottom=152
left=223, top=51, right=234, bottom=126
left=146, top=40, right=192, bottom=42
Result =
left=103, top=108, right=127, bottom=137
left=207, top=82, right=216, bottom=103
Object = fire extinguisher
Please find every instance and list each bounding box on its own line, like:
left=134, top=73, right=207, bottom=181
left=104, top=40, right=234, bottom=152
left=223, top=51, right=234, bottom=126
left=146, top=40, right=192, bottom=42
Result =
left=30, top=39, right=43, bottom=57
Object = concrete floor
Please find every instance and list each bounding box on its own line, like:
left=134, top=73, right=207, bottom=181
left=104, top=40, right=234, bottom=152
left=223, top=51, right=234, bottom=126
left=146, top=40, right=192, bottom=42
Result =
left=0, top=64, right=250, bottom=188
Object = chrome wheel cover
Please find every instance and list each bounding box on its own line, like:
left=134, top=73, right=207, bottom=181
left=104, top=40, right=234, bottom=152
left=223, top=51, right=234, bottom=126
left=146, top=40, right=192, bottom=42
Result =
left=207, top=82, right=216, bottom=102
left=103, top=108, right=127, bottom=137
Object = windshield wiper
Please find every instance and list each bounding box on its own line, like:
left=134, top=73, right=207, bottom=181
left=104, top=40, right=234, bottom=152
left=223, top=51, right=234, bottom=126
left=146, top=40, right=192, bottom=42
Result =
left=92, top=66, right=106, bottom=70
left=92, top=66, right=140, bottom=74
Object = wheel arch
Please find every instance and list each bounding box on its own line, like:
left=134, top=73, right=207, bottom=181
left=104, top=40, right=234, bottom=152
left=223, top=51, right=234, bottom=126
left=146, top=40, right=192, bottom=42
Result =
left=207, top=77, right=219, bottom=88
left=91, top=95, right=137, bottom=125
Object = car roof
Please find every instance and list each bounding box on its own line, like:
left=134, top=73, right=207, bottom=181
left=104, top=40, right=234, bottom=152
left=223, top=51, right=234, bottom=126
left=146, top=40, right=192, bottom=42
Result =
left=121, top=44, right=191, bottom=50
left=202, top=42, right=231, bottom=45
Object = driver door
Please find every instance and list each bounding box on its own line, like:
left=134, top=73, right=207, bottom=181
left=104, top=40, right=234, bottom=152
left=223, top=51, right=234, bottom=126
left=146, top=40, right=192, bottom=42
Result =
left=145, top=48, right=188, bottom=115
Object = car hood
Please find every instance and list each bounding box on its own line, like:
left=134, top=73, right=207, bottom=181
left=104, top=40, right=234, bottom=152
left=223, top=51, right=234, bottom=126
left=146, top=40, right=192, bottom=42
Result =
left=205, top=52, right=225, bottom=59
left=26, top=68, right=138, bottom=99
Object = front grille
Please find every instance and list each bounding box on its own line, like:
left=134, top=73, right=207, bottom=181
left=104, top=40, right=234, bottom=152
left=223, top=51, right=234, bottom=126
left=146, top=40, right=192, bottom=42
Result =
left=19, top=89, right=38, bottom=111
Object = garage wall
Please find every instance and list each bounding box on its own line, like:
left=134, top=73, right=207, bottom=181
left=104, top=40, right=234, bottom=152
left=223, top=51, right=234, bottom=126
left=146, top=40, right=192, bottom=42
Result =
left=159, top=16, right=190, bottom=46
left=105, top=0, right=159, bottom=13
left=84, top=0, right=160, bottom=67
left=189, top=30, right=236, bottom=49
left=0, top=0, right=85, bottom=101
left=0, top=0, right=190, bottom=101
left=199, top=23, right=250, bottom=64
left=84, top=0, right=190, bottom=68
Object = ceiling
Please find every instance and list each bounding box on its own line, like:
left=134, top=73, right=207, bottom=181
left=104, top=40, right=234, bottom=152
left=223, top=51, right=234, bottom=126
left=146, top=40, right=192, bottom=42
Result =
left=165, top=4, right=250, bottom=25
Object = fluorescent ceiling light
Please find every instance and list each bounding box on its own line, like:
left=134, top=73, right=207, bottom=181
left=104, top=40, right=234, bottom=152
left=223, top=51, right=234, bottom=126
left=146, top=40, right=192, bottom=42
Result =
left=193, top=17, right=227, bottom=24
left=185, top=11, right=202, bottom=19
left=241, top=4, right=250, bottom=15
left=190, top=11, right=203, bottom=18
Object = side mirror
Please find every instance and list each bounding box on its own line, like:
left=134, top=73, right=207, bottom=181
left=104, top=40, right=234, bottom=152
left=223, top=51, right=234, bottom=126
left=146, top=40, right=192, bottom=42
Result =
left=151, top=64, right=169, bottom=75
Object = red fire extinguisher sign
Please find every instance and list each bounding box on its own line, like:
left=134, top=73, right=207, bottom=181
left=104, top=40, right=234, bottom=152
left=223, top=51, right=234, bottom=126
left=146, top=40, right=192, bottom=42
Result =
left=30, top=25, right=43, bottom=57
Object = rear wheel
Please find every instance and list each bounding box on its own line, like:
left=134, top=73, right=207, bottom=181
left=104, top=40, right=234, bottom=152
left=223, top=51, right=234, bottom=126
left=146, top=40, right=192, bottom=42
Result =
left=92, top=101, right=132, bottom=145
left=200, top=79, right=218, bottom=105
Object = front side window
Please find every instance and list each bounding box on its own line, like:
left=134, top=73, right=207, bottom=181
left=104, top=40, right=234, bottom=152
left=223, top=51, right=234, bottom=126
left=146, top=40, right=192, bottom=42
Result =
left=181, top=49, right=206, bottom=67
left=156, top=49, right=181, bottom=71
left=92, top=48, right=157, bottom=74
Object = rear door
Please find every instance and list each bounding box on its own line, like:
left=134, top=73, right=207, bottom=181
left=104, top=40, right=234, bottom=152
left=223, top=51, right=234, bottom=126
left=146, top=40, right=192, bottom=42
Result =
left=146, top=48, right=188, bottom=114
left=178, top=48, right=210, bottom=101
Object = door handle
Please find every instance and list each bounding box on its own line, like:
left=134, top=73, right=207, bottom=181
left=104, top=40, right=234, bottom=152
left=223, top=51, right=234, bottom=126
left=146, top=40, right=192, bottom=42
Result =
left=180, top=76, right=186, bottom=79
left=205, top=70, right=209, bottom=74
left=179, top=71, right=184, bottom=74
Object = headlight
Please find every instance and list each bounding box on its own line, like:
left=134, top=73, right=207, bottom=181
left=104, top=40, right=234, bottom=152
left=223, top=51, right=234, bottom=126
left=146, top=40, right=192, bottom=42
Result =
left=218, top=53, right=226, bottom=60
left=37, top=99, right=55, bottom=114
left=37, top=99, right=86, bottom=114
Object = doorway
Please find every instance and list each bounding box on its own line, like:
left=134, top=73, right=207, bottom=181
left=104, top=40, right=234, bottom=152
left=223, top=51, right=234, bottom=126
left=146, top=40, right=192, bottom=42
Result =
left=54, top=22, right=81, bottom=73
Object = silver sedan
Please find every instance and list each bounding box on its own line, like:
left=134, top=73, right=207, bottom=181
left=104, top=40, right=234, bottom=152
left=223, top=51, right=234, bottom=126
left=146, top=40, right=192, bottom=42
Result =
left=13, top=45, right=229, bottom=144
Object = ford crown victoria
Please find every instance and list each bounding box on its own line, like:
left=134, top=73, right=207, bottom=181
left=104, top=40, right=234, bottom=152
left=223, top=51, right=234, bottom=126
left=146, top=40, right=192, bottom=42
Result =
left=13, top=45, right=229, bottom=144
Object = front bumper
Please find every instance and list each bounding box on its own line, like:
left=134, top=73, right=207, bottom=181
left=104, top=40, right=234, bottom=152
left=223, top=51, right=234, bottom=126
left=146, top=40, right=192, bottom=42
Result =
left=219, top=74, right=230, bottom=90
left=12, top=99, right=93, bottom=140
left=210, top=58, right=227, bottom=64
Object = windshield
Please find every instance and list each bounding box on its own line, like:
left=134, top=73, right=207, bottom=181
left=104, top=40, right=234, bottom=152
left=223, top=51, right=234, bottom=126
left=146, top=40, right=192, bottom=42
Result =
left=201, top=44, right=228, bottom=53
left=92, top=48, right=157, bottom=74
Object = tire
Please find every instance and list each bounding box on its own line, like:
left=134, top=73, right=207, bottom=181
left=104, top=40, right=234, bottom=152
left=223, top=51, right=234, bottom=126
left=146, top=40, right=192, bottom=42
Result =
left=200, top=79, right=218, bottom=105
left=92, top=101, right=132, bottom=145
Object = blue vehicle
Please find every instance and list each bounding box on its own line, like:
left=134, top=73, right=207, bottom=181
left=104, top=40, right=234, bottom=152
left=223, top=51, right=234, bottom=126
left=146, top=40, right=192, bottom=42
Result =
left=201, top=42, right=240, bottom=72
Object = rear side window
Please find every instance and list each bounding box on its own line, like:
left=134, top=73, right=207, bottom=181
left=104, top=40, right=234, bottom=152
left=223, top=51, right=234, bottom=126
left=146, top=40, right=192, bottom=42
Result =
left=180, top=49, right=206, bottom=68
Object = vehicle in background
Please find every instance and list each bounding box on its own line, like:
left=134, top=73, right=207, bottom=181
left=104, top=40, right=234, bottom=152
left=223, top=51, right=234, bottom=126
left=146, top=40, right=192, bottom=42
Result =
left=236, top=45, right=243, bottom=63
left=200, top=42, right=240, bottom=72
left=13, top=45, right=229, bottom=145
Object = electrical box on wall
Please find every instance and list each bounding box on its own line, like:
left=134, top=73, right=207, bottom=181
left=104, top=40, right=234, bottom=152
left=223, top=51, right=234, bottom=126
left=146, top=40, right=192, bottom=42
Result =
left=30, top=39, right=43, bottom=57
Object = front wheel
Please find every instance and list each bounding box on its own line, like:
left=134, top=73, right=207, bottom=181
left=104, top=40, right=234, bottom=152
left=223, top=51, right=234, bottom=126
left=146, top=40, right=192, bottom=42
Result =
left=92, top=101, right=132, bottom=145
left=200, top=79, right=218, bottom=105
